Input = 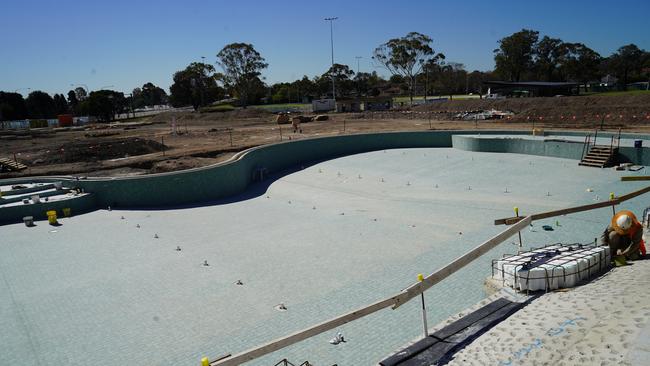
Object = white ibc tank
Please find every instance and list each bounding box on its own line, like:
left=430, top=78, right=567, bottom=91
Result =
left=493, top=244, right=611, bottom=292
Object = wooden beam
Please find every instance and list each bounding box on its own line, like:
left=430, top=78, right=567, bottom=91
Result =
left=621, top=176, right=650, bottom=181
left=393, top=216, right=531, bottom=309
left=616, top=185, right=650, bottom=201
left=211, top=296, right=401, bottom=366
left=495, top=184, right=650, bottom=225
left=210, top=217, right=533, bottom=365
left=495, top=200, right=619, bottom=225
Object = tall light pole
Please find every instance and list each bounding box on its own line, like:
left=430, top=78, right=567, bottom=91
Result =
left=324, top=17, right=338, bottom=103
left=199, top=56, right=206, bottom=107
left=424, top=65, right=429, bottom=102
left=123, top=92, right=135, bottom=119
left=355, top=56, right=362, bottom=96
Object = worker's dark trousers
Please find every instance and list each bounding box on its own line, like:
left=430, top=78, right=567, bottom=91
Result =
left=608, top=231, right=639, bottom=260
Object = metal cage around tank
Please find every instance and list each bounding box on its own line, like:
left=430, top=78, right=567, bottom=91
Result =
left=491, top=242, right=611, bottom=294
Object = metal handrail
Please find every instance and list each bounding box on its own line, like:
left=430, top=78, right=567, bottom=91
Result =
left=593, top=129, right=599, bottom=146
left=608, top=128, right=622, bottom=153
left=581, top=134, right=591, bottom=160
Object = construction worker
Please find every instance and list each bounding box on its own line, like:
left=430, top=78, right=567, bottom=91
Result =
left=601, top=210, right=645, bottom=261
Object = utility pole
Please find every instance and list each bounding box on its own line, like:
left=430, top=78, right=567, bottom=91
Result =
left=324, top=17, right=338, bottom=104
left=200, top=56, right=206, bottom=108
left=355, top=56, right=362, bottom=96
left=424, top=65, right=429, bottom=102
left=126, top=92, right=134, bottom=119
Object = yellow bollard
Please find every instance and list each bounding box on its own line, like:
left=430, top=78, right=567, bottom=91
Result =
left=609, top=192, right=615, bottom=200
left=417, top=273, right=428, bottom=336
left=62, top=208, right=71, bottom=217
left=201, top=357, right=209, bottom=366
left=46, top=210, right=58, bottom=225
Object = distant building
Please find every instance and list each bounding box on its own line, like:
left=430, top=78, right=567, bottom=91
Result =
left=335, top=99, right=362, bottom=112
left=312, top=99, right=336, bottom=112
left=364, top=97, right=393, bottom=111
left=335, top=97, right=393, bottom=112
left=600, top=74, right=618, bottom=87
left=483, top=81, right=580, bottom=97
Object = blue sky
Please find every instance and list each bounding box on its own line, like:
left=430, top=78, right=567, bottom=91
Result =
left=2, top=0, right=649, bottom=96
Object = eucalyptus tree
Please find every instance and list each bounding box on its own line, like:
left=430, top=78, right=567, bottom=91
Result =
left=373, top=32, right=444, bottom=103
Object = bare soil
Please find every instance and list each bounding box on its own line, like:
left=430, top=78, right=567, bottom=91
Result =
left=2, top=95, right=650, bottom=179
left=411, top=94, right=650, bottom=126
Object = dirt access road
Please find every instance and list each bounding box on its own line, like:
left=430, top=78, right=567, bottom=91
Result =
left=2, top=94, right=650, bottom=179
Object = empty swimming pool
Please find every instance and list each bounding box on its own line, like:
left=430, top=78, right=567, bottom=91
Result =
left=2, top=147, right=648, bottom=366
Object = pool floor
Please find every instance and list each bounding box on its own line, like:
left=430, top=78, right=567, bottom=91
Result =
left=2, top=147, right=649, bottom=366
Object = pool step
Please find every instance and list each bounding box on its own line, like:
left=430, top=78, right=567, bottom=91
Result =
left=579, top=145, right=617, bottom=168
left=0, top=157, right=27, bottom=172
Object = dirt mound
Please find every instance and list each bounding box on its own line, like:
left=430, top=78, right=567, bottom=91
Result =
left=149, top=108, right=273, bottom=124
left=412, top=94, right=650, bottom=125
left=43, top=137, right=167, bottom=164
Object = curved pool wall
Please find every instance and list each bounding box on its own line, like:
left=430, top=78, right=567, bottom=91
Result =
left=451, top=135, right=587, bottom=160
left=452, top=133, right=650, bottom=164
left=3, top=129, right=650, bottom=224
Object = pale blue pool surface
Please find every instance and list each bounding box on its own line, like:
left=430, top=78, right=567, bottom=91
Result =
left=2, top=147, right=649, bottom=366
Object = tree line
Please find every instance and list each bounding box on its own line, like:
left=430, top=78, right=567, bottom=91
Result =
left=168, top=29, right=650, bottom=108
left=493, top=29, right=650, bottom=87
left=2, top=29, right=648, bottom=121
left=0, top=82, right=169, bottom=122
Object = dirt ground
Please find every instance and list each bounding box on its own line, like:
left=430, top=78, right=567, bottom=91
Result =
left=2, top=94, right=650, bottom=179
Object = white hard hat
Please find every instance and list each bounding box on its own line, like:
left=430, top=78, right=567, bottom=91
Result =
left=616, top=214, right=633, bottom=232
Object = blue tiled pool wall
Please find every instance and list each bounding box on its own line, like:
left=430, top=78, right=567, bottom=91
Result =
left=2, top=129, right=650, bottom=224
